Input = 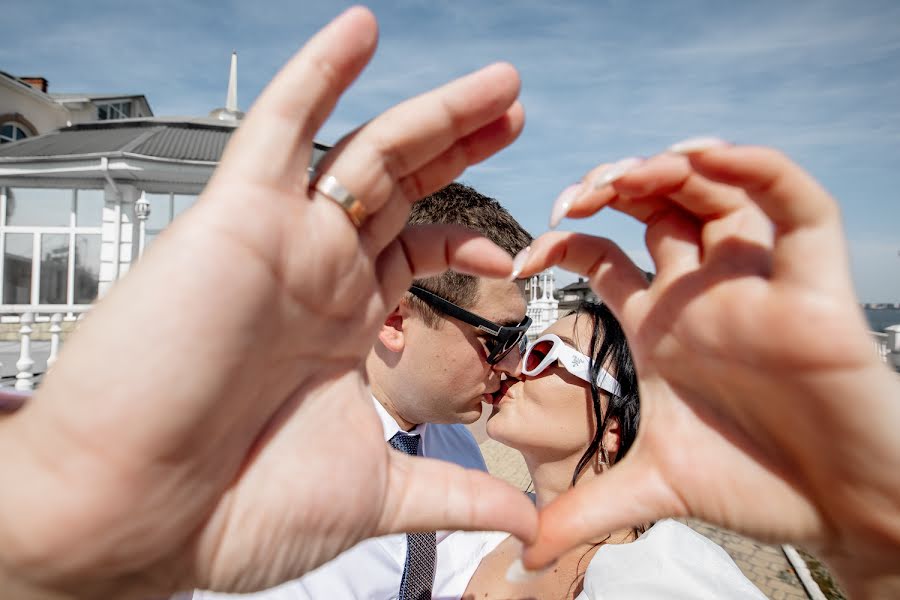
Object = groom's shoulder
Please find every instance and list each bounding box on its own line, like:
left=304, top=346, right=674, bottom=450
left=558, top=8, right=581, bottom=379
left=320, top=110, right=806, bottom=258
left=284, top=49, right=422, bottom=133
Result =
left=423, top=423, right=487, bottom=471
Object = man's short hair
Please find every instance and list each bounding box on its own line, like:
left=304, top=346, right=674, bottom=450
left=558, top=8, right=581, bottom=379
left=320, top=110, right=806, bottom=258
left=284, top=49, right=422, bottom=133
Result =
left=408, top=182, right=531, bottom=327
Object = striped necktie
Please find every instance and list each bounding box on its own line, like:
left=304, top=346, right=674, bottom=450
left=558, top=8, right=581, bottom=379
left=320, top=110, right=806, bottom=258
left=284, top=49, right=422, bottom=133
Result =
left=388, top=431, right=436, bottom=600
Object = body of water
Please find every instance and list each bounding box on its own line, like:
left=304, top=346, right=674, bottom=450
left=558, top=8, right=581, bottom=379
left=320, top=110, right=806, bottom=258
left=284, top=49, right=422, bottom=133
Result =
left=865, top=308, right=900, bottom=333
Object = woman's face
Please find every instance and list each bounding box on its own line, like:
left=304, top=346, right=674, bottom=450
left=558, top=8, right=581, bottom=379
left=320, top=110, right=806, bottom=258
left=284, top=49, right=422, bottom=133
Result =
left=486, top=313, right=602, bottom=461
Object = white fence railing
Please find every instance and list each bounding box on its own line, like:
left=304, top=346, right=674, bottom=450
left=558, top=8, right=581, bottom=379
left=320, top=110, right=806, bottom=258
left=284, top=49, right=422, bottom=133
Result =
left=0, top=306, right=92, bottom=393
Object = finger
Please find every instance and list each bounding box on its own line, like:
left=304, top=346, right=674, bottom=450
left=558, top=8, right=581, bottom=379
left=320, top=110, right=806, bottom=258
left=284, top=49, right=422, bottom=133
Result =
left=219, top=7, right=378, bottom=183
left=643, top=208, right=702, bottom=282
left=376, top=452, right=538, bottom=544
left=376, top=224, right=515, bottom=303
left=359, top=104, right=525, bottom=256
left=515, top=232, right=649, bottom=322
left=314, top=62, right=521, bottom=241
left=683, top=145, right=849, bottom=287
left=564, top=154, right=748, bottom=226
left=522, top=454, right=681, bottom=569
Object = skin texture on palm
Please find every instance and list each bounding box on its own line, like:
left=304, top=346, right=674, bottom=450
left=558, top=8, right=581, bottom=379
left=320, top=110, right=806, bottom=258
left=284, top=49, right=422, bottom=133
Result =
left=517, top=146, right=900, bottom=599
left=0, top=7, right=538, bottom=599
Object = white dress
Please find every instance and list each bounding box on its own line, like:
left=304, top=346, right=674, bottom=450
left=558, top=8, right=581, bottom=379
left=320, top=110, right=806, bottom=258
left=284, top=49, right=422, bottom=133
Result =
left=449, top=519, right=768, bottom=599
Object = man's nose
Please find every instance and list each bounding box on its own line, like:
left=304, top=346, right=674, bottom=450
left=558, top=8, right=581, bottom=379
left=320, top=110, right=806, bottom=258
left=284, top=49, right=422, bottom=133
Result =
left=493, top=346, right=523, bottom=378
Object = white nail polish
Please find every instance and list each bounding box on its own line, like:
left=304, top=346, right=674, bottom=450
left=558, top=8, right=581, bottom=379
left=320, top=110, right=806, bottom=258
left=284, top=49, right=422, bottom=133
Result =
left=549, top=183, right=581, bottom=229
left=589, top=157, right=642, bottom=191
left=509, top=246, right=531, bottom=281
left=505, top=557, right=553, bottom=583
left=668, top=136, right=729, bottom=154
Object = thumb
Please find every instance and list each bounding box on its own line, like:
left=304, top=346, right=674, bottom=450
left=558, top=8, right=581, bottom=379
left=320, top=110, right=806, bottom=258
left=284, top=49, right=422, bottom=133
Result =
left=376, top=452, right=538, bottom=544
left=522, top=452, right=682, bottom=569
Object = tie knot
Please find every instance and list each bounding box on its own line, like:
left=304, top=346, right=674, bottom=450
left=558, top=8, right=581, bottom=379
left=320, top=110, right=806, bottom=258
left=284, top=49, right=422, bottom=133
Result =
left=389, top=431, right=420, bottom=456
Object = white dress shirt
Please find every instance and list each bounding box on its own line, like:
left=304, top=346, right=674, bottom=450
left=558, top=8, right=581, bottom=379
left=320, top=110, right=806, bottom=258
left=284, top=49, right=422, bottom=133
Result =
left=192, top=397, right=490, bottom=600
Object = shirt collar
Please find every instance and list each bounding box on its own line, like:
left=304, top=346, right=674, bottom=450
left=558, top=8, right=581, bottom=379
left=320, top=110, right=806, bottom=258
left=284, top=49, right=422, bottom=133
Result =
left=372, top=395, right=427, bottom=441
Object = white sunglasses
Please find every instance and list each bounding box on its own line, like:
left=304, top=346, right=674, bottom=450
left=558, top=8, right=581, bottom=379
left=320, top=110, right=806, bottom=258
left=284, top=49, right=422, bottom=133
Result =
left=522, top=333, right=622, bottom=397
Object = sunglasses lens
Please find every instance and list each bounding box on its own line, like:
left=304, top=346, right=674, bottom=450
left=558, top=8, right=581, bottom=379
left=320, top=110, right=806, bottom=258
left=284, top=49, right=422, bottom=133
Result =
left=525, top=339, right=553, bottom=372
left=488, top=332, right=521, bottom=364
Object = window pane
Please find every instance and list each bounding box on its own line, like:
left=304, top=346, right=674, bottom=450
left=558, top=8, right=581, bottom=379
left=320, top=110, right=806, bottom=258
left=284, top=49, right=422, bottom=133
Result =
left=173, top=194, right=196, bottom=219
left=6, top=188, right=71, bottom=227
left=74, top=234, right=101, bottom=304
left=76, top=189, right=104, bottom=227
left=145, top=193, right=171, bottom=229
left=3, top=233, right=32, bottom=304
left=39, top=233, right=68, bottom=304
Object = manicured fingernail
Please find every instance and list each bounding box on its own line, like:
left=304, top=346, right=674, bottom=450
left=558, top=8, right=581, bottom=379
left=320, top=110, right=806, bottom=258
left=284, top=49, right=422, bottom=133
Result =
left=506, top=557, right=555, bottom=583
left=668, top=136, right=729, bottom=154
left=586, top=157, right=643, bottom=194
left=549, top=183, right=581, bottom=229
left=509, top=246, right=531, bottom=281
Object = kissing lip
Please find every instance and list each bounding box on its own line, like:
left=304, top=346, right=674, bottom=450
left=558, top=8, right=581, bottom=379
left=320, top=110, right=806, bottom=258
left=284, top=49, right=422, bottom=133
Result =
left=493, top=379, right=517, bottom=405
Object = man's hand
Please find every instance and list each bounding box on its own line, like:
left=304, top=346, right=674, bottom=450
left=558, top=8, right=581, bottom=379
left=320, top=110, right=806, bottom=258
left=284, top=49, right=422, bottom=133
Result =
left=0, top=7, right=537, bottom=598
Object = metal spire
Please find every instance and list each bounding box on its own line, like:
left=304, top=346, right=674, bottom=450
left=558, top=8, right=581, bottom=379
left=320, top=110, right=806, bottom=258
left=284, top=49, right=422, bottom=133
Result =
left=226, top=51, right=238, bottom=112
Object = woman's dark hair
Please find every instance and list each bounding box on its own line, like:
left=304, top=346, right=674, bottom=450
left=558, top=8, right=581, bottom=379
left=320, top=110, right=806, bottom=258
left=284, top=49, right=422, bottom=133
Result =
left=570, top=300, right=640, bottom=487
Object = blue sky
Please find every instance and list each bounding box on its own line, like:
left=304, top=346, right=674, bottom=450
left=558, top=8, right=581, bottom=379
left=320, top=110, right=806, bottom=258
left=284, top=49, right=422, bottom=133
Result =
left=3, top=0, right=899, bottom=301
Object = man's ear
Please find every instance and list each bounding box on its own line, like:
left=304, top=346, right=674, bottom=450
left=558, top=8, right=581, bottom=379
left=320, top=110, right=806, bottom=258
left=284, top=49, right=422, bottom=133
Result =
left=378, top=303, right=407, bottom=353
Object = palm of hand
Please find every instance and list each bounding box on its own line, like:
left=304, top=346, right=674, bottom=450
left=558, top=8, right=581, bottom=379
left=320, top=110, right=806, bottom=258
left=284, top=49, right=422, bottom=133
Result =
left=158, top=175, right=399, bottom=591
left=625, top=203, right=879, bottom=550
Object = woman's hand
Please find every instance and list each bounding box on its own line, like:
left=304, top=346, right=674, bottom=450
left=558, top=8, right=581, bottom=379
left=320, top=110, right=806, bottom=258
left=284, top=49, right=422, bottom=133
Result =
left=518, top=143, right=900, bottom=598
left=0, top=7, right=537, bottom=598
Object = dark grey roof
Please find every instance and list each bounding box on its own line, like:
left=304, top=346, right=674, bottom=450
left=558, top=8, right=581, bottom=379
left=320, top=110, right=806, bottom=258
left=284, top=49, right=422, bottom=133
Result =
left=559, top=278, right=592, bottom=292
left=0, top=119, right=329, bottom=164
left=50, top=92, right=147, bottom=101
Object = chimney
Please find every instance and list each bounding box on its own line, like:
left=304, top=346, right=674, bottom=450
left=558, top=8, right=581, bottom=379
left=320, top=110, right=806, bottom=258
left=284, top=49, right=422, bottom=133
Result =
left=21, top=77, right=48, bottom=93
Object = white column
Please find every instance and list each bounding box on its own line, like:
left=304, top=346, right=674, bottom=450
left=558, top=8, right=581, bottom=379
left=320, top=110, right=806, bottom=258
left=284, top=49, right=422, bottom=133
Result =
left=135, top=191, right=150, bottom=258
left=99, top=184, right=138, bottom=297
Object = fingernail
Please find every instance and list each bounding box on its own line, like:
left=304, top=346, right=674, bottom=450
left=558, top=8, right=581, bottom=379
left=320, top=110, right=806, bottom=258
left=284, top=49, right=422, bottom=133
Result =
left=509, top=246, right=531, bottom=281
left=586, top=157, right=643, bottom=194
left=505, top=557, right=555, bottom=583
left=668, top=136, right=729, bottom=154
left=549, top=183, right=581, bottom=229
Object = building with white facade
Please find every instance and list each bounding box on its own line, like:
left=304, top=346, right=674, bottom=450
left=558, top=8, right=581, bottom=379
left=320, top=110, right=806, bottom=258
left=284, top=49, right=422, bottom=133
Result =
left=0, top=55, right=325, bottom=315
left=1, top=70, right=152, bottom=144
left=526, top=269, right=559, bottom=340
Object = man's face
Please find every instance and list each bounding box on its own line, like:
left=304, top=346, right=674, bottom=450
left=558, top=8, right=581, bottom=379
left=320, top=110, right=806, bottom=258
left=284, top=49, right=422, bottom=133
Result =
left=399, top=277, right=527, bottom=425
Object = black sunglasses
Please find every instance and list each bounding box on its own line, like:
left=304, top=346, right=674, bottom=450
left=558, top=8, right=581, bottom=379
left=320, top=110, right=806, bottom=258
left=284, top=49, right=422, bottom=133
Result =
left=408, top=285, right=532, bottom=365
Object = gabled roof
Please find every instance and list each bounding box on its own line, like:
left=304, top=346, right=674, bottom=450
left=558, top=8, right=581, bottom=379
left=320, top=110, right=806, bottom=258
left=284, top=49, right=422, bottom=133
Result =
left=0, top=70, right=66, bottom=109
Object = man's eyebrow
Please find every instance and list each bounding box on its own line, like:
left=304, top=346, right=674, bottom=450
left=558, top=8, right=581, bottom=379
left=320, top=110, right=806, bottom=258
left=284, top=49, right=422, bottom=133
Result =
left=498, top=318, right=526, bottom=328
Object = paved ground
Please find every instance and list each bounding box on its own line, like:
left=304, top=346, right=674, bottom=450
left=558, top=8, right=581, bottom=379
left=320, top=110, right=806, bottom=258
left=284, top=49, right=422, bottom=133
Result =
left=467, top=410, right=811, bottom=600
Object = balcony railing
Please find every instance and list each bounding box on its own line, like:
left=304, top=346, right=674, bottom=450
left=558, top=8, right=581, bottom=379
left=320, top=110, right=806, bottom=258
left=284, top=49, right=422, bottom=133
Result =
left=0, top=306, right=91, bottom=394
